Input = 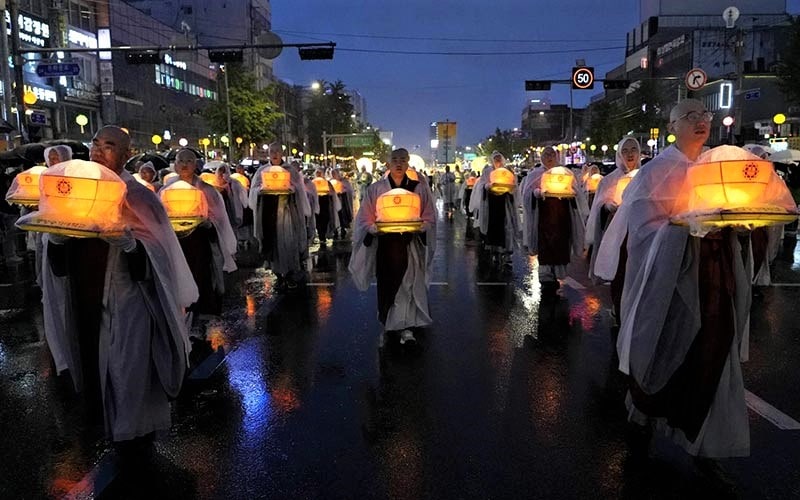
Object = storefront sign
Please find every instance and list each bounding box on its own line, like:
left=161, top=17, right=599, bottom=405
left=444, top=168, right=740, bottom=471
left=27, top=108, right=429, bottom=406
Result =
left=4, top=11, right=50, bottom=48
left=68, top=27, right=97, bottom=49
left=24, top=84, right=57, bottom=103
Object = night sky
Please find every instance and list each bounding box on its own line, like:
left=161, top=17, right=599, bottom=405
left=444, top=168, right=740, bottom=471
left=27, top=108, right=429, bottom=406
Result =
left=273, top=1, right=800, bottom=154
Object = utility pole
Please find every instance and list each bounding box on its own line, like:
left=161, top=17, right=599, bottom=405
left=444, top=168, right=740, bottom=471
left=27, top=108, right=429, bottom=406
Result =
left=223, top=65, right=233, bottom=162
left=322, top=131, right=328, bottom=168
left=9, top=0, right=27, bottom=142
left=0, top=0, right=15, bottom=146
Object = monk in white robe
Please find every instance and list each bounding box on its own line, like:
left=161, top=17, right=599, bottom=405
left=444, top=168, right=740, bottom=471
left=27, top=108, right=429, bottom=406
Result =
left=249, top=143, right=311, bottom=290
left=469, top=151, right=520, bottom=266
left=349, top=148, right=436, bottom=346
left=41, top=126, right=198, bottom=443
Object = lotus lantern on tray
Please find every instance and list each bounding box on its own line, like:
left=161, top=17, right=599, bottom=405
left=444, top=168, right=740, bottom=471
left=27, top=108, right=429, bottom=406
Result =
left=312, top=177, right=330, bottom=195
left=230, top=173, right=250, bottom=190
left=329, top=178, right=344, bottom=194
left=15, top=160, right=127, bottom=238
left=466, top=176, right=477, bottom=188
left=672, top=145, right=798, bottom=233
left=375, top=188, right=423, bottom=233
left=541, top=166, right=575, bottom=198
left=200, top=172, right=224, bottom=190
left=489, top=167, right=516, bottom=194
left=585, top=173, right=603, bottom=193
left=612, top=169, right=639, bottom=205
left=260, top=166, right=292, bottom=194
left=159, top=180, right=209, bottom=236
left=6, top=166, right=47, bottom=207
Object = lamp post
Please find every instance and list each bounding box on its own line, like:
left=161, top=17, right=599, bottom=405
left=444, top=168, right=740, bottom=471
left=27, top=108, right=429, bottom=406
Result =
left=222, top=65, right=234, bottom=164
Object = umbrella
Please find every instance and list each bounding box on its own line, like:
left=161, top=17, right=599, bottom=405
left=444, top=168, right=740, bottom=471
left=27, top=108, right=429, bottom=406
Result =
left=126, top=152, right=170, bottom=172
left=0, top=143, right=46, bottom=168
left=0, top=119, right=15, bottom=134
left=165, top=147, right=202, bottom=162
left=770, top=149, right=800, bottom=163
left=203, top=160, right=227, bottom=173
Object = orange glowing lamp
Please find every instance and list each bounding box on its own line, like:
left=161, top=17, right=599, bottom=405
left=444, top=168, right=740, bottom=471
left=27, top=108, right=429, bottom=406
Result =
left=406, top=168, right=420, bottom=181
left=16, top=160, right=128, bottom=237
left=541, top=166, right=575, bottom=198
left=489, top=167, right=516, bottom=194
left=375, top=188, right=423, bottom=233
left=159, top=180, right=209, bottom=235
left=6, top=165, right=47, bottom=207
left=586, top=173, right=603, bottom=193
left=200, top=172, right=224, bottom=189
left=613, top=169, right=639, bottom=205
left=260, top=166, right=292, bottom=194
left=466, top=177, right=477, bottom=188
left=687, top=160, right=773, bottom=210
left=230, top=172, right=250, bottom=190
left=329, top=178, right=344, bottom=194
left=313, top=177, right=330, bottom=195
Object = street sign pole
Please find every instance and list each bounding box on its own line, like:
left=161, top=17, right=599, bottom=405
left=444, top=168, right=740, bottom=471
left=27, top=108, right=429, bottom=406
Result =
left=9, top=0, right=28, bottom=142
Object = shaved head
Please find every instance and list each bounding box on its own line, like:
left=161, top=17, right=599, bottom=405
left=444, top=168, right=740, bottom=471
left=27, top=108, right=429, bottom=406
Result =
left=669, top=98, right=704, bottom=123
left=90, top=125, right=132, bottom=173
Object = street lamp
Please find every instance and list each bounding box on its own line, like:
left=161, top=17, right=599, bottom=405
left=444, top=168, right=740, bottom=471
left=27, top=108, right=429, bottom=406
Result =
left=722, top=116, right=735, bottom=143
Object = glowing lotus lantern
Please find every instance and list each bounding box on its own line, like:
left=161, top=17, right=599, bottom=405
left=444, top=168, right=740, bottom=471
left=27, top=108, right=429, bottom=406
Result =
left=672, top=145, right=798, bottom=231
left=489, top=167, right=516, bottom=194
left=406, top=168, right=420, bottom=181
left=375, top=188, right=423, bottom=233
left=613, top=169, right=639, bottom=205
left=230, top=172, right=250, bottom=190
left=132, top=173, right=156, bottom=192
left=200, top=172, right=224, bottom=189
left=312, top=177, right=330, bottom=195
left=159, top=180, right=209, bottom=235
left=260, top=166, right=292, bottom=194
left=6, top=166, right=47, bottom=207
left=466, top=176, right=477, bottom=188
left=541, top=166, right=575, bottom=198
left=586, top=173, right=603, bottom=193
left=15, top=160, right=127, bottom=237
left=329, top=178, right=345, bottom=194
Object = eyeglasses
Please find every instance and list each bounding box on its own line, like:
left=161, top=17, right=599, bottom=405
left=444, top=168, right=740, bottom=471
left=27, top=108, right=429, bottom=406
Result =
left=676, top=110, right=714, bottom=123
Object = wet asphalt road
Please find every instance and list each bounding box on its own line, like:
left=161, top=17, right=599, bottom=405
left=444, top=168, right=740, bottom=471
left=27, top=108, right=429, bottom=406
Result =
left=1, top=201, right=799, bottom=499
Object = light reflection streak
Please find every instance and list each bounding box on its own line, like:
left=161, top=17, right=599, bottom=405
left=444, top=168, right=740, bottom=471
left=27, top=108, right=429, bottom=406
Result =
left=792, top=237, right=800, bottom=270
left=226, top=340, right=272, bottom=440
left=316, top=286, right=333, bottom=323
left=568, top=293, right=602, bottom=332
left=206, top=324, right=226, bottom=351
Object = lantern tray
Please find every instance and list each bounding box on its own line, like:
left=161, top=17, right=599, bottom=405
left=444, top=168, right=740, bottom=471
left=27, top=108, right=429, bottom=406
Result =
left=543, top=191, right=575, bottom=199
left=6, top=196, right=39, bottom=208
left=17, top=218, right=124, bottom=239
left=671, top=207, right=798, bottom=229
left=489, top=183, right=515, bottom=195
left=169, top=216, right=206, bottom=237
left=260, top=188, right=293, bottom=196
left=376, top=220, right=424, bottom=234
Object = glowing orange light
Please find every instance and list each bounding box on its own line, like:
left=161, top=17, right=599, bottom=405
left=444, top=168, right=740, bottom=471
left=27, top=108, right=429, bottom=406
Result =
left=687, top=159, right=772, bottom=209
left=542, top=166, right=575, bottom=197
left=6, top=165, right=46, bottom=206
left=406, top=168, right=419, bottom=181
left=200, top=172, right=223, bottom=189
left=260, top=166, right=291, bottom=194
left=313, top=177, right=330, bottom=194
left=489, top=167, right=515, bottom=194
left=585, top=173, right=603, bottom=193
left=466, top=177, right=477, bottom=188
left=375, top=188, right=423, bottom=233
left=613, top=169, right=639, bottom=205
left=329, top=178, right=345, bottom=194
left=230, top=172, right=250, bottom=190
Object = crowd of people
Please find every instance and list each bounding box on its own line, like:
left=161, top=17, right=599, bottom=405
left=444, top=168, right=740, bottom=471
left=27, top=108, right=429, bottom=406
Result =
left=5, top=97, right=798, bottom=474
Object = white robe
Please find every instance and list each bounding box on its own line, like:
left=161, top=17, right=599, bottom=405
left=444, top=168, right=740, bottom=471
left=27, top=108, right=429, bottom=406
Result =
left=469, top=165, right=520, bottom=252
left=348, top=176, right=436, bottom=330
left=249, top=163, right=311, bottom=275
left=584, top=167, right=626, bottom=281
left=192, top=177, right=238, bottom=275
left=41, top=171, right=198, bottom=441
left=599, top=145, right=754, bottom=457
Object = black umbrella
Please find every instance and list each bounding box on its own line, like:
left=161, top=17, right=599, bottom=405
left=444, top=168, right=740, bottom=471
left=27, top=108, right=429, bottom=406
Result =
left=0, top=119, right=15, bottom=134
left=0, top=143, right=46, bottom=169
left=125, top=152, right=170, bottom=172
left=165, top=147, right=202, bottom=162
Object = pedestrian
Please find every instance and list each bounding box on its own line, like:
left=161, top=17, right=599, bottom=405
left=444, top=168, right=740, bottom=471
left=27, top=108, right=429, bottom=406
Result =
left=214, top=163, right=247, bottom=231
left=167, top=149, right=237, bottom=320
left=249, top=142, right=311, bottom=290
left=470, top=151, right=520, bottom=267
left=520, top=146, right=587, bottom=290
left=330, top=168, right=354, bottom=239
left=357, top=165, right=373, bottom=202
left=40, top=125, right=198, bottom=455
left=349, top=148, right=436, bottom=346
left=313, top=168, right=340, bottom=247
left=453, top=164, right=464, bottom=207
left=584, top=136, right=640, bottom=320
left=440, top=164, right=457, bottom=219
left=596, top=99, right=794, bottom=459
left=303, top=172, right=319, bottom=247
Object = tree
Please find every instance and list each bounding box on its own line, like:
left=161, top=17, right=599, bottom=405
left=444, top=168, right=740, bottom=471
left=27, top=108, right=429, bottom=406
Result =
left=777, top=17, right=800, bottom=106
left=202, top=63, right=283, bottom=147
left=478, top=128, right=529, bottom=159
left=587, top=100, right=628, bottom=148
left=305, top=80, right=356, bottom=153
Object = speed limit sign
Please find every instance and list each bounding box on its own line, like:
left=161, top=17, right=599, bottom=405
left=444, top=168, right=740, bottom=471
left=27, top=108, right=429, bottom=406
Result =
left=572, top=67, right=594, bottom=90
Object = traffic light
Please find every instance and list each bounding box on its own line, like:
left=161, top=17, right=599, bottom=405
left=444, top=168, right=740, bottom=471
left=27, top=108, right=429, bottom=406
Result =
left=298, top=47, right=335, bottom=60
left=125, top=51, right=161, bottom=64
left=603, top=80, right=631, bottom=90
left=525, top=80, right=551, bottom=91
left=208, top=50, right=244, bottom=63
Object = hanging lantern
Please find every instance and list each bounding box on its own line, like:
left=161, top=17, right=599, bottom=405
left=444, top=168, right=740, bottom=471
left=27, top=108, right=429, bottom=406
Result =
left=16, top=160, right=127, bottom=237
left=613, top=169, right=639, bottom=205
left=260, top=166, right=292, bottom=194
left=230, top=172, right=250, bottom=190
left=132, top=173, right=156, bottom=192
left=466, top=177, right=477, bottom=188
left=375, top=188, right=423, bottom=233
left=200, top=172, right=224, bottom=190
left=541, top=166, right=575, bottom=198
left=312, top=177, right=330, bottom=195
left=159, top=180, right=209, bottom=235
left=489, top=167, right=515, bottom=194
left=329, top=178, right=344, bottom=194
left=585, top=173, right=603, bottom=193
left=6, top=166, right=47, bottom=207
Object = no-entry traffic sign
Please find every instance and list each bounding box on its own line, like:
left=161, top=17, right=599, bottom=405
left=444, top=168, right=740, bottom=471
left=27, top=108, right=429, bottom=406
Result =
left=685, top=68, right=707, bottom=91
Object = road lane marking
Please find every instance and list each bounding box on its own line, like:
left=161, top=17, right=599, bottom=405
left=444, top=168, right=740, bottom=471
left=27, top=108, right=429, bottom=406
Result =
left=307, top=282, right=335, bottom=286
left=476, top=282, right=509, bottom=286
left=561, top=277, right=586, bottom=290
left=745, top=390, right=800, bottom=430
left=770, top=283, right=800, bottom=287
